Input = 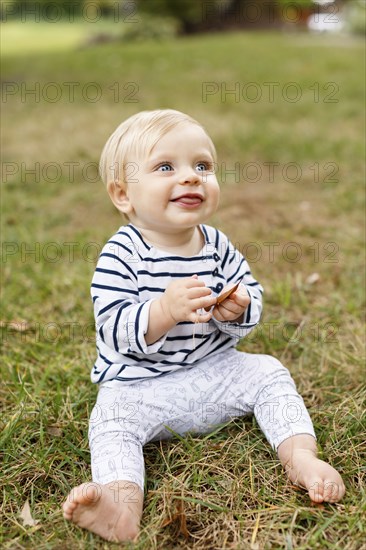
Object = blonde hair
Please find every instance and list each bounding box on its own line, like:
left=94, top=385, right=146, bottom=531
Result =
left=99, top=109, right=217, bottom=187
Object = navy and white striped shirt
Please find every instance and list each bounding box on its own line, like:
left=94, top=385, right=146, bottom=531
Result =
left=91, top=223, right=263, bottom=384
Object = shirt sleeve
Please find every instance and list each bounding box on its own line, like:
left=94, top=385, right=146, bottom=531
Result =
left=211, top=233, right=263, bottom=340
left=91, top=240, right=168, bottom=355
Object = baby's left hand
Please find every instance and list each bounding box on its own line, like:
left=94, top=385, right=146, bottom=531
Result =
left=212, top=284, right=251, bottom=323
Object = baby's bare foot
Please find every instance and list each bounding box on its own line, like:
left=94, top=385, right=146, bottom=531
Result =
left=62, top=480, right=143, bottom=542
left=278, top=435, right=345, bottom=503
left=286, top=449, right=346, bottom=503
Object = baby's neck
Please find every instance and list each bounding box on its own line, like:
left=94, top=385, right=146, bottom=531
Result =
left=137, top=226, right=204, bottom=256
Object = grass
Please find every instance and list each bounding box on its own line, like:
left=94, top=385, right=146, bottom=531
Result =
left=1, top=23, right=365, bottom=549
left=0, top=19, right=123, bottom=55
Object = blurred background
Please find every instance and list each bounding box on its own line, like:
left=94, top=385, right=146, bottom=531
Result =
left=2, top=0, right=366, bottom=40
left=1, top=0, right=365, bottom=53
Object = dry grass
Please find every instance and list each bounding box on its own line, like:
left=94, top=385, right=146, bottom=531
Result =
left=1, top=27, right=365, bottom=549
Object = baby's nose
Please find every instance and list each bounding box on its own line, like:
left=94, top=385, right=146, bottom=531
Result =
left=180, top=169, right=200, bottom=185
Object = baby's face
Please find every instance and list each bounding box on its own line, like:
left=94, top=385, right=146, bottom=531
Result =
left=123, top=122, right=220, bottom=233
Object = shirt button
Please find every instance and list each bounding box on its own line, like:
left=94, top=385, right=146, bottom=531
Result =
left=213, top=268, right=219, bottom=276
left=216, top=283, right=224, bottom=292
left=213, top=253, right=220, bottom=262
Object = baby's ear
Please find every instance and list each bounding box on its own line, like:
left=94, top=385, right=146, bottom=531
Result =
left=107, top=180, right=133, bottom=215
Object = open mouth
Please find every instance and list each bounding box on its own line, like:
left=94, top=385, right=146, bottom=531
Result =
left=171, top=194, right=204, bottom=206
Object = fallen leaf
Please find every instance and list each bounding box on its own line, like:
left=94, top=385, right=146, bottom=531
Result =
left=176, top=499, right=189, bottom=539
left=46, top=425, right=62, bottom=437
left=305, top=273, right=320, bottom=285
left=218, top=478, right=233, bottom=490
left=204, top=281, right=241, bottom=311
left=20, top=500, right=39, bottom=527
left=161, top=500, right=190, bottom=538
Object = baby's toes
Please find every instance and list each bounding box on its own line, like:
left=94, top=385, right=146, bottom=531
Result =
left=323, top=479, right=345, bottom=502
left=308, top=478, right=326, bottom=502
left=62, top=498, right=77, bottom=519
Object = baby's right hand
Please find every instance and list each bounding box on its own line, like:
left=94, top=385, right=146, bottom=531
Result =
left=160, top=275, right=217, bottom=324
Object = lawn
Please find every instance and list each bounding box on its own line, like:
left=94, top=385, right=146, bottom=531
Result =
left=1, top=23, right=365, bottom=549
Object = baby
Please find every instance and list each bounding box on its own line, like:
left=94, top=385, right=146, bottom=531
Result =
left=62, top=109, right=345, bottom=542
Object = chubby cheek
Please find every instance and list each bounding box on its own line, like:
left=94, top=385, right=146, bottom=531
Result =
left=210, top=184, right=220, bottom=209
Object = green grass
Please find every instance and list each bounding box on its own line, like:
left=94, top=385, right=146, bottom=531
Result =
left=0, top=20, right=122, bottom=55
left=1, top=24, right=365, bottom=549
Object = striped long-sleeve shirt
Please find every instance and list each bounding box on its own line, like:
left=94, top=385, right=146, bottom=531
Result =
left=91, top=223, right=263, bottom=384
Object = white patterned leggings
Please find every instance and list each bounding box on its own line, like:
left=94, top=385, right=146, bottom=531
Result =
left=88, top=348, right=316, bottom=492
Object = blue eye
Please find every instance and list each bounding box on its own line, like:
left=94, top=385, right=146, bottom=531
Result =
left=157, top=163, right=173, bottom=172
left=197, top=162, right=212, bottom=172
